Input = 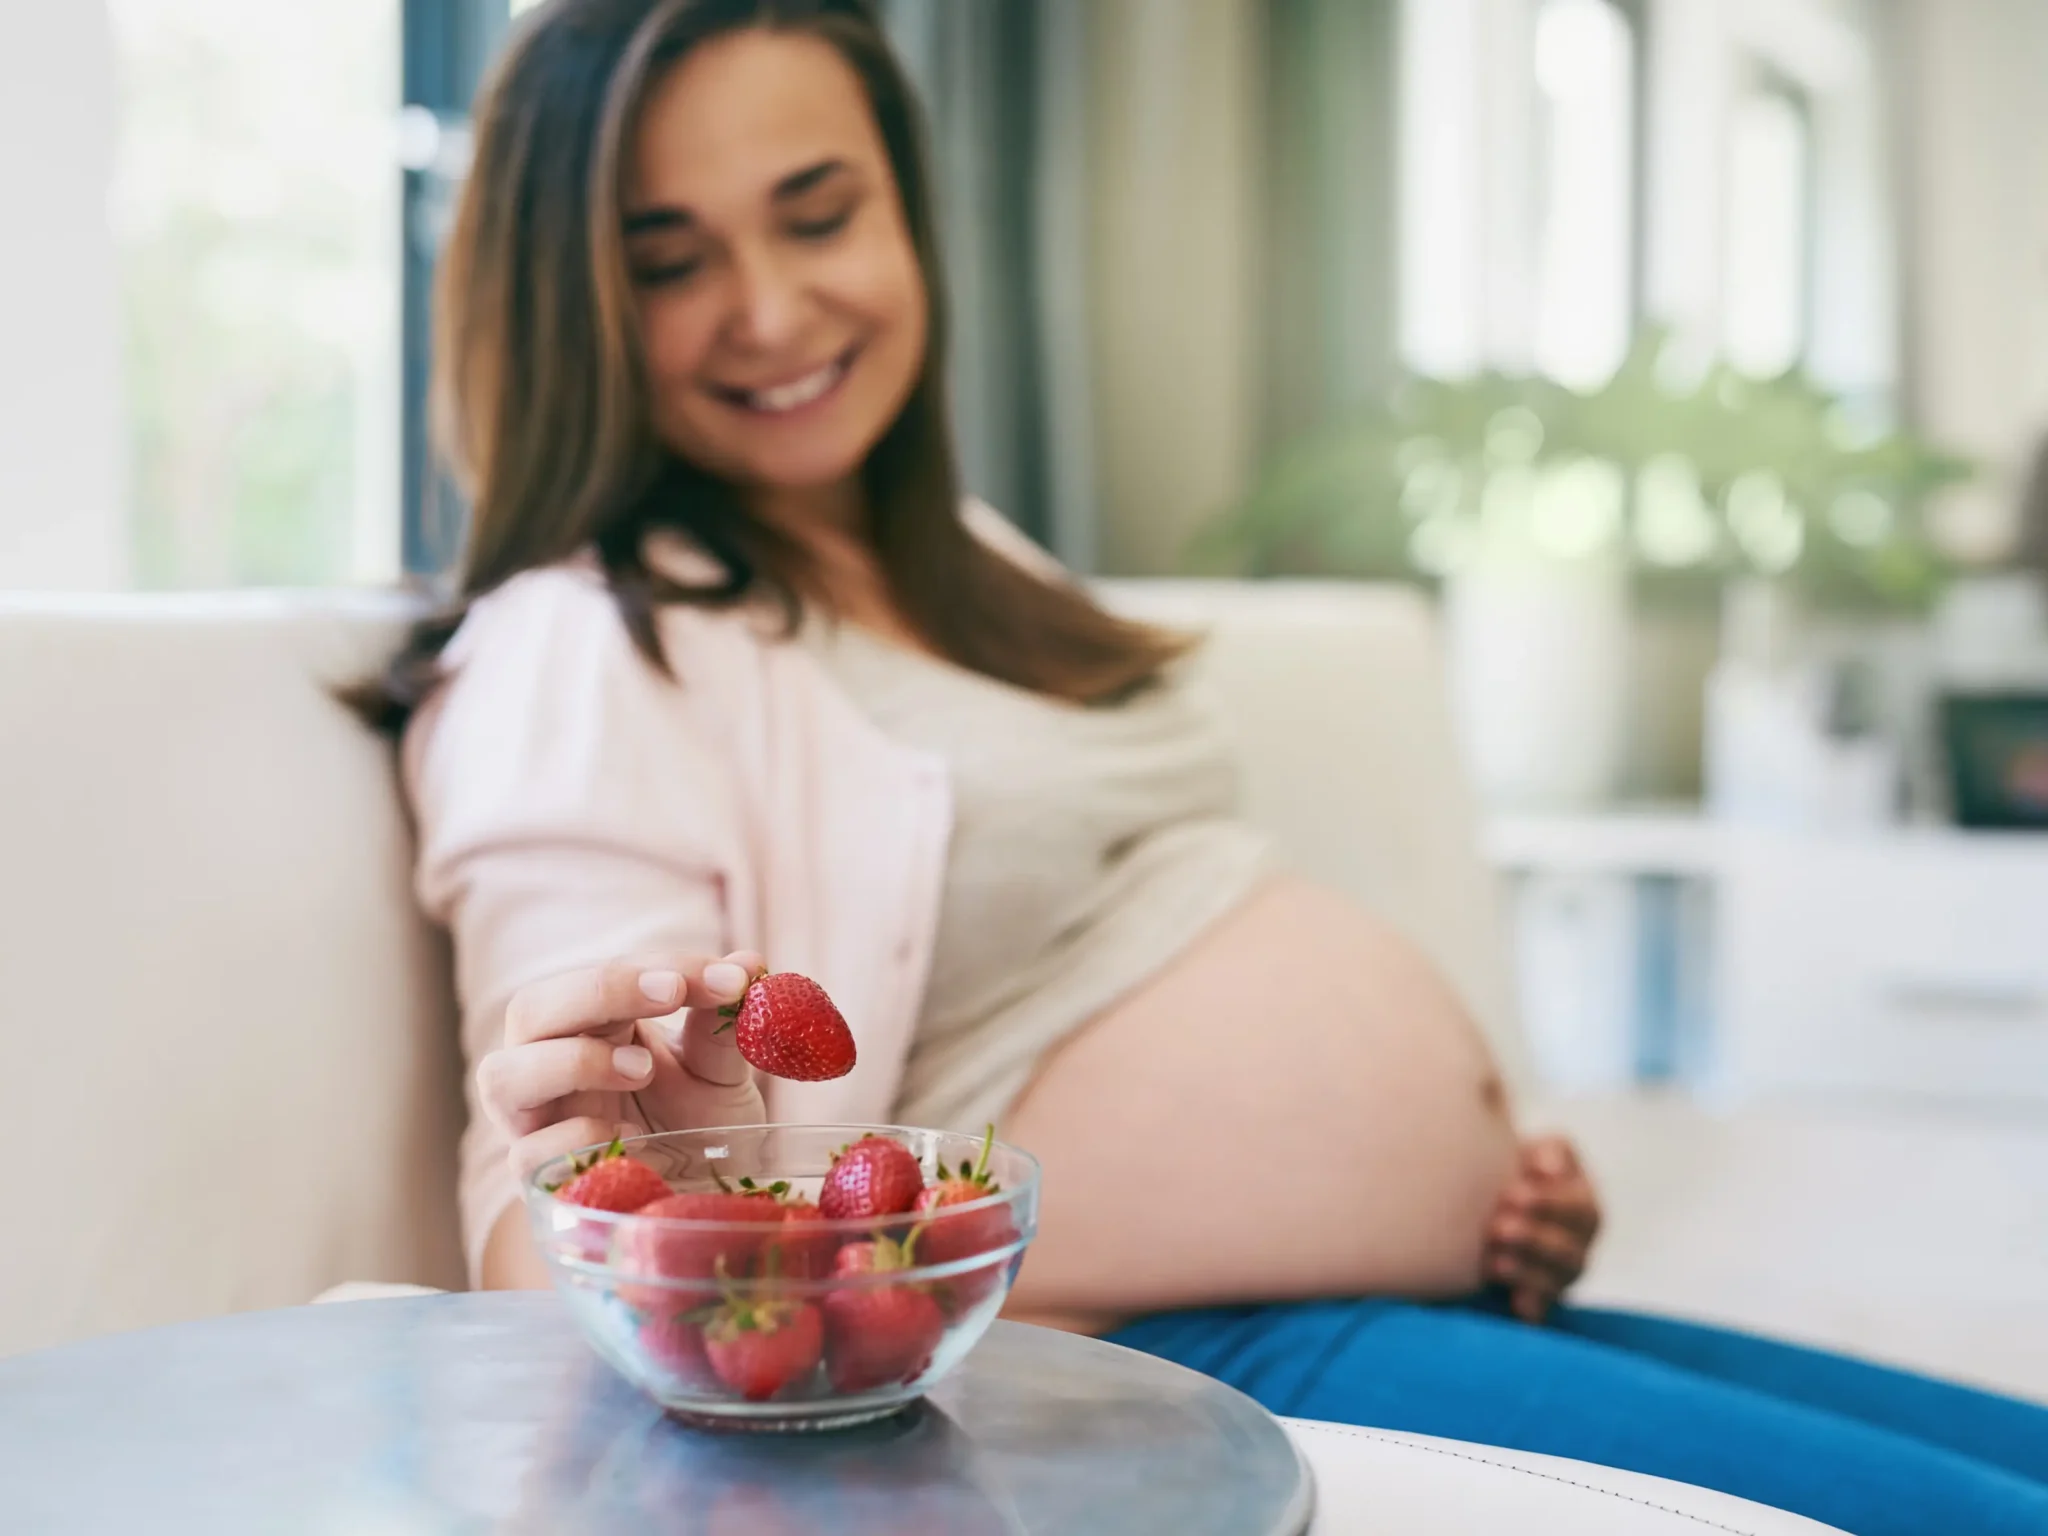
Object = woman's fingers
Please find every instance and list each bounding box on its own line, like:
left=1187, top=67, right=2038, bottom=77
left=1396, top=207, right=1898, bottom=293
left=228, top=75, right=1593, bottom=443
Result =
left=1521, top=1134, right=1578, bottom=1180
left=504, top=952, right=757, bottom=1047
left=1485, top=1244, right=1562, bottom=1318
left=477, top=1036, right=657, bottom=1136
left=641, top=1019, right=767, bottom=1128
left=674, top=952, right=762, bottom=1087
left=1489, top=1210, right=1590, bottom=1275
left=1525, top=1181, right=1602, bottom=1240
left=1487, top=1236, right=1579, bottom=1322
left=507, top=1115, right=640, bottom=1185
left=1511, top=1278, right=1559, bottom=1323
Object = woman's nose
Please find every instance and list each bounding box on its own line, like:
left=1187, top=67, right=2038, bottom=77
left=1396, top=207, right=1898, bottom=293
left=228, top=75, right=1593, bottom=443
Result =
left=723, top=245, right=806, bottom=352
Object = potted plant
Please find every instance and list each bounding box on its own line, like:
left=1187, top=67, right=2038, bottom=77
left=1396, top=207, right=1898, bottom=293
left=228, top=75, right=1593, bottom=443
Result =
left=1193, top=329, right=1972, bottom=808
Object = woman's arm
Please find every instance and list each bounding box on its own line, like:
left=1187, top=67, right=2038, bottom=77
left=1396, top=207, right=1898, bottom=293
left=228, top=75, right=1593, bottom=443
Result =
left=407, top=569, right=750, bottom=1285
left=482, top=1203, right=553, bottom=1290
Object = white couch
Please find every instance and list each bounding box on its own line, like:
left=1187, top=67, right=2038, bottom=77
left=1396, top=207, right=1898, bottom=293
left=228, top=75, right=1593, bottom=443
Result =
left=0, top=579, right=1521, bottom=1357
left=0, top=580, right=1857, bottom=1533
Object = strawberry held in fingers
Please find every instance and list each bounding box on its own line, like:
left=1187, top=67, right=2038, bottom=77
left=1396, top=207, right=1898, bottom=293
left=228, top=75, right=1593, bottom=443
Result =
left=719, top=970, right=856, bottom=1081
left=818, top=1134, right=925, bottom=1221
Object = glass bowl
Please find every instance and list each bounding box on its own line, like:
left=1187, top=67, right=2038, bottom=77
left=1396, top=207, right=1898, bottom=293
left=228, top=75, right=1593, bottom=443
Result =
left=524, top=1124, right=1040, bottom=1432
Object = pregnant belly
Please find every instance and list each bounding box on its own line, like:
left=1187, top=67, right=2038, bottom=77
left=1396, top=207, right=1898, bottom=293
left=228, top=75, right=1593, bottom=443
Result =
left=1001, top=875, right=1516, bottom=1331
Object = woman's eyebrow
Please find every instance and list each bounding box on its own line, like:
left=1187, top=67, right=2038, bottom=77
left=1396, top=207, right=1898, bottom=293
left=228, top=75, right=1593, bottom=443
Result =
left=773, top=158, right=850, bottom=200
left=622, top=161, right=850, bottom=235
left=623, top=205, right=691, bottom=236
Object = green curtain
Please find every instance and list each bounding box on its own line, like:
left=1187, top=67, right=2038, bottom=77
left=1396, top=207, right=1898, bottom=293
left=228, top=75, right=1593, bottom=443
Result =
left=1258, top=0, right=1401, bottom=454
left=883, top=0, right=1082, bottom=559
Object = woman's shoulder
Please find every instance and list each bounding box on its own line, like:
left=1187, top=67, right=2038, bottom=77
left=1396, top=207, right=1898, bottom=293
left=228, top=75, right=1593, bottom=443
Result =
left=442, top=556, right=619, bottom=668
left=443, top=552, right=759, bottom=676
left=409, top=559, right=724, bottom=775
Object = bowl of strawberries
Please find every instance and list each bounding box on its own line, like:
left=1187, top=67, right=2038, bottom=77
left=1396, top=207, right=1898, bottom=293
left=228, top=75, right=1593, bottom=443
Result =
left=526, top=1122, right=1040, bottom=1432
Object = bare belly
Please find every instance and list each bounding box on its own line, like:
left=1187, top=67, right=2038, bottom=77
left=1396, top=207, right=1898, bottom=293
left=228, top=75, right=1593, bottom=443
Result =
left=1001, top=875, right=1516, bottom=1331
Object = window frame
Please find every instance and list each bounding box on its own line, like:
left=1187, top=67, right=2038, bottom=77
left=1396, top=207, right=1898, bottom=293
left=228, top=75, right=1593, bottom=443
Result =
left=400, top=0, right=507, bottom=578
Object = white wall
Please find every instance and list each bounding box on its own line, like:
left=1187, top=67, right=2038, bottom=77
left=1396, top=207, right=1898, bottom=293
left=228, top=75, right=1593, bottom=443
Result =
left=1893, top=0, right=2048, bottom=560
left=0, top=5, right=127, bottom=589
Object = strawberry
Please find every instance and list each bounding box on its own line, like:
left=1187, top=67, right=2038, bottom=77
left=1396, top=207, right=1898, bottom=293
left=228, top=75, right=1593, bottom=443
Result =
left=702, top=1297, right=824, bottom=1401
left=822, top=1235, right=946, bottom=1392
left=718, top=971, right=856, bottom=1082
left=727, top=1176, right=841, bottom=1280
left=637, top=1311, right=716, bottom=1389
left=543, top=1139, right=670, bottom=1262
left=769, top=1198, right=841, bottom=1280
left=830, top=1231, right=918, bottom=1278
left=910, top=1126, right=1016, bottom=1314
left=549, top=1140, right=670, bottom=1213
left=818, top=1135, right=925, bottom=1221
left=611, top=1191, right=784, bottom=1316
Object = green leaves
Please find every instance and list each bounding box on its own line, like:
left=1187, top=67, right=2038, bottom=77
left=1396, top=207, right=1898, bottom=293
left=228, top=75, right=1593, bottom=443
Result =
left=1197, top=327, right=1975, bottom=612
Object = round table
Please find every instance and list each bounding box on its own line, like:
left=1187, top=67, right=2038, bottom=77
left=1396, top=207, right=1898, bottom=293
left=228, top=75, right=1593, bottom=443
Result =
left=0, top=1292, right=1312, bottom=1534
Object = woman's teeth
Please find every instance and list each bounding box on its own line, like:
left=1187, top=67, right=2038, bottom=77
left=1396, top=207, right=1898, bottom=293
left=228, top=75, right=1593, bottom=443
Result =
left=735, top=357, right=848, bottom=414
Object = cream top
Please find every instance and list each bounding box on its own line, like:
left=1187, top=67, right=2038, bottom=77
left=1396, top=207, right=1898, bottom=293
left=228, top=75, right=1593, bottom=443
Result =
left=804, top=622, right=1273, bottom=1133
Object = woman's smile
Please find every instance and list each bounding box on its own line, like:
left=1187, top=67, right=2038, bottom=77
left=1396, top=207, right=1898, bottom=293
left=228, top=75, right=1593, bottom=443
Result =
left=704, top=340, right=861, bottom=417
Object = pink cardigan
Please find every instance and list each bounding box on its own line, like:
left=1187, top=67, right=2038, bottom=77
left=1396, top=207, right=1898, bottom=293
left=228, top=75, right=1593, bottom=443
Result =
left=406, top=533, right=974, bottom=1279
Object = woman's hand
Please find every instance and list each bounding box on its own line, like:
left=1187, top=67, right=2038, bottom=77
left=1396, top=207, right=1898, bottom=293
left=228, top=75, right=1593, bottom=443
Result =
left=477, top=950, right=767, bottom=1186
left=1483, top=1135, right=1601, bottom=1323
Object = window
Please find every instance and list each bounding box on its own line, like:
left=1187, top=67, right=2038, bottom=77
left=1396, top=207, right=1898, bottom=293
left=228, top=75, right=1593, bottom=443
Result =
left=400, top=0, right=511, bottom=575
left=109, top=0, right=402, bottom=586
left=1529, top=0, right=1638, bottom=390
left=1722, top=80, right=1813, bottom=378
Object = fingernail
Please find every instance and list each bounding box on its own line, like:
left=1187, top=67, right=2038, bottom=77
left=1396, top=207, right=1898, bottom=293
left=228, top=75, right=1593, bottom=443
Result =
left=613, top=1045, right=653, bottom=1080
left=616, top=1122, right=643, bottom=1143
left=639, top=971, right=682, bottom=1006
left=702, top=962, right=748, bottom=1001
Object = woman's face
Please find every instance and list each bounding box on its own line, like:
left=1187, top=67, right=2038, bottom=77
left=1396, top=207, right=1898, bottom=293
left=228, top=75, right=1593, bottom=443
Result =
left=622, top=29, right=928, bottom=496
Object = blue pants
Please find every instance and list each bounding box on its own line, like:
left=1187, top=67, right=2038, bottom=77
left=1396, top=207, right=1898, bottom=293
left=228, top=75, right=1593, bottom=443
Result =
left=1107, top=1297, right=2048, bottom=1535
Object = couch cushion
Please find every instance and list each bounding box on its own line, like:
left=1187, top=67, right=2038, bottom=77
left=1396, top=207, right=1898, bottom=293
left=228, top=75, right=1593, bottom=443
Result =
left=0, top=592, right=464, bottom=1354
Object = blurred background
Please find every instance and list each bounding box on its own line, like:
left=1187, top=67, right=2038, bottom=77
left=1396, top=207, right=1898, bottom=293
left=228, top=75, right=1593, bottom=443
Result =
left=4, top=0, right=2044, bottom=1396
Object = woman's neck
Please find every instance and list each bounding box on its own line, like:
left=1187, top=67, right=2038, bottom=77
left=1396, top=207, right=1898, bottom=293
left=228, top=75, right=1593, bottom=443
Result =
left=747, top=478, right=869, bottom=547
left=744, top=477, right=926, bottom=647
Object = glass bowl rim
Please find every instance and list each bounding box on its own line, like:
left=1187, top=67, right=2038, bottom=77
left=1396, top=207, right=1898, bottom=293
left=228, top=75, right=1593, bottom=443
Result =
left=523, top=1122, right=1041, bottom=1237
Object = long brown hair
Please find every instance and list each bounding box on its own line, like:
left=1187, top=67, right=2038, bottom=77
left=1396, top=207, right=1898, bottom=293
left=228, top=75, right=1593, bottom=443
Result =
left=351, top=0, right=1185, bottom=733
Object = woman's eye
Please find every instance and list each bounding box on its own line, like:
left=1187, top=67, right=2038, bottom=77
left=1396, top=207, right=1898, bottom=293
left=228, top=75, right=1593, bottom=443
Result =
left=788, top=207, right=852, bottom=242
left=632, top=255, right=704, bottom=287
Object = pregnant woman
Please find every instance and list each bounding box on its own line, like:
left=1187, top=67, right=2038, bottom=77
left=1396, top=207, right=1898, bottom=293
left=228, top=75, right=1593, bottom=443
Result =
left=355, top=3, right=2048, bottom=1529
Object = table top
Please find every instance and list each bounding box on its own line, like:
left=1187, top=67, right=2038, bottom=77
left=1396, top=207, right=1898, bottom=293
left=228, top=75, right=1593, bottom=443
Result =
left=0, top=1292, right=1312, bottom=1535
